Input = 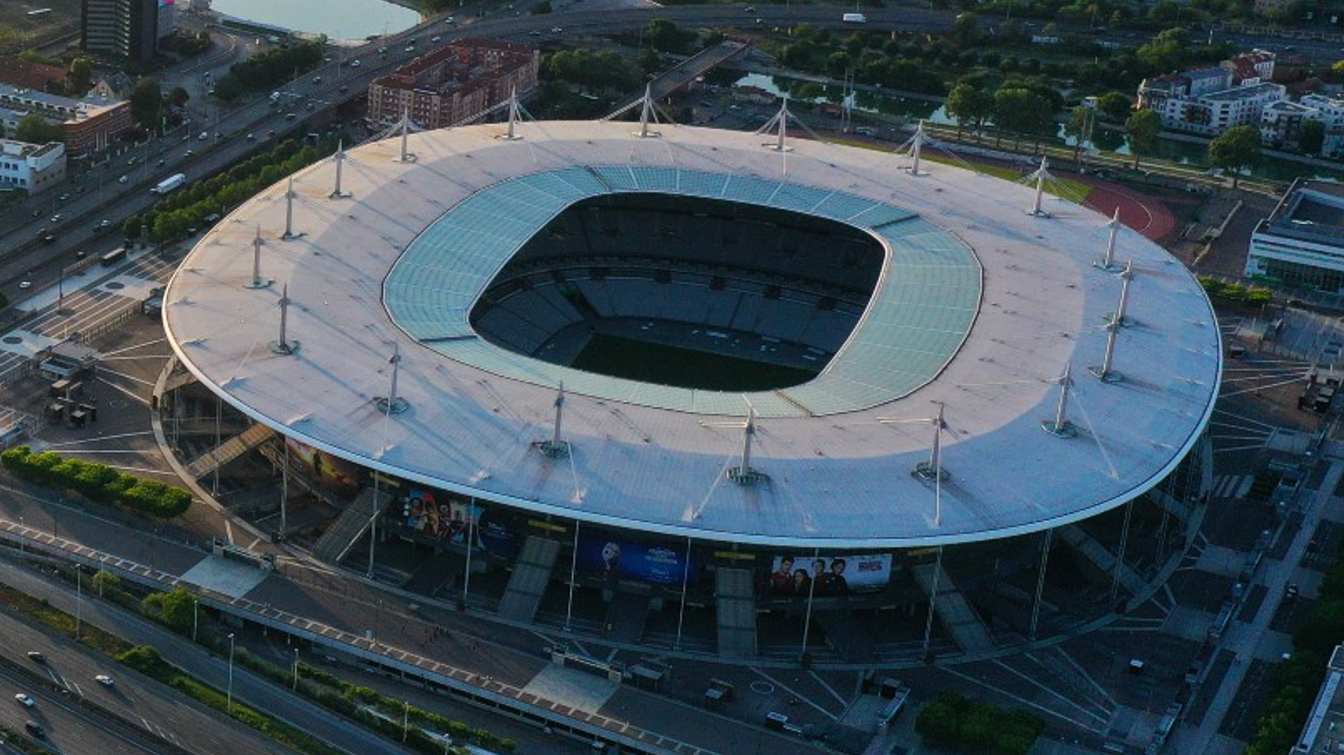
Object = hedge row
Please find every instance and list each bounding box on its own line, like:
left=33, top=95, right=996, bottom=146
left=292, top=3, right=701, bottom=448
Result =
left=1198, top=276, right=1273, bottom=307
left=226, top=644, right=514, bottom=754
left=117, top=645, right=344, bottom=755
left=1, top=446, right=191, bottom=518
left=915, top=690, right=1043, bottom=755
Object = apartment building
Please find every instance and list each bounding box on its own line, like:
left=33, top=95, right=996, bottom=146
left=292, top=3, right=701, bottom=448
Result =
left=366, top=39, right=539, bottom=130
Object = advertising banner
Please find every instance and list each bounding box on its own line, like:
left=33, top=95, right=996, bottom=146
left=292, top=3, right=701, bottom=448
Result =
left=284, top=438, right=361, bottom=493
left=575, top=534, right=695, bottom=586
left=766, top=553, right=891, bottom=597
left=395, top=488, right=479, bottom=546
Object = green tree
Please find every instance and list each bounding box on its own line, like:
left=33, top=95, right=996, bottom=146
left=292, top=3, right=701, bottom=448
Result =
left=158, top=587, right=196, bottom=632
left=1097, top=91, right=1132, bottom=122
left=170, top=86, right=190, bottom=108
left=945, top=83, right=980, bottom=140
left=644, top=20, right=690, bottom=54
left=530, top=0, right=551, bottom=13
left=1208, top=124, right=1260, bottom=188
left=1334, top=60, right=1344, bottom=77
left=130, top=77, right=162, bottom=130
left=1064, top=105, right=1092, bottom=166
left=993, top=87, right=1037, bottom=150
left=122, top=216, right=142, bottom=240
left=951, top=12, right=980, bottom=48
left=1298, top=119, right=1325, bottom=155
left=68, top=56, right=94, bottom=93
left=13, top=113, right=63, bottom=143
left=1124, top=108, right=1161, bottom=169
left=638, top=48, right=661, bottom=76
left=1136, top=28, right=1187, bottom=73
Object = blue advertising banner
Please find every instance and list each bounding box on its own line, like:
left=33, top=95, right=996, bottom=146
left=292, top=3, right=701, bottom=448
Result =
left=576, top=534, right=695, bottom=586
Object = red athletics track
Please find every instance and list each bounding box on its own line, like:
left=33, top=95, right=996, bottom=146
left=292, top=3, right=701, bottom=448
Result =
left=1074, top=175, right=1177, bottom=243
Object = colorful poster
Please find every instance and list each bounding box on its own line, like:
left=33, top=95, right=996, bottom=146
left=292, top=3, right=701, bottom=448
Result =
left=766, top=553, right=891, bottom=597
left=395, top=488, right=479, bottom=546
left=284, top=438, right=361, bottom=492
left=575, top=534, right=696, bottom=586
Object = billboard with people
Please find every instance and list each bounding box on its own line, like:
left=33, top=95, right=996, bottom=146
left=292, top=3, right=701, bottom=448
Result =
left=394, top=488, right=479, bottom=546
left=575, top=534, right=696, bottom=586
left=767, top=553, right=891, bottom=597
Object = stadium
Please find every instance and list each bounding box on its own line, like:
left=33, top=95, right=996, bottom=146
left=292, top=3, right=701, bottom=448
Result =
left=161, top=119, right=1221, bottom=665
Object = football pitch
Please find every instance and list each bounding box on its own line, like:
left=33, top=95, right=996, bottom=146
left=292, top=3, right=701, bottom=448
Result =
left=571, top=334, right=816, bottom=391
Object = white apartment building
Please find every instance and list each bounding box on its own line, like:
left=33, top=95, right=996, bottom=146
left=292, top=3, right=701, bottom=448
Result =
left=1300, top=94, right=1344, bottom=158
left=0, top=139, right=66, bottom=194
left=1137, top=50, right=1286, bottom=136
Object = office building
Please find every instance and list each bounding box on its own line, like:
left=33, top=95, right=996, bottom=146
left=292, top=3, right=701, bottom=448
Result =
left=0, top=139, right=66, bottom=194
left=81, top=0, right=159, bottom=66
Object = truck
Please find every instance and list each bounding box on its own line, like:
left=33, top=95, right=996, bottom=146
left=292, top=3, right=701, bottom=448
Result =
left=842, top=12, right=867, bottom=22
left=152, top=173, right=186, bottom=195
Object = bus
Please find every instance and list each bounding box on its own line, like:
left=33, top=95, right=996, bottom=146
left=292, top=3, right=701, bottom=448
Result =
left=101, top=247, right=127, bottom=266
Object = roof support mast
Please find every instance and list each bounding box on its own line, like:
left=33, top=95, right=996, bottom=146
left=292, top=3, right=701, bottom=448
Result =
left=538, top=383, right=569, bottom=458
left=1041, top=362, right=1076, bottom=437
left=374, top=344, right=409, bottom=415
left=246, top=227, right=271, bottom=289
left=907, top=120, right=929, bottom=177
left=1095, top=208, right=1121, bottom=270
left=329, top=140, right=350, bottom=199
left=398, top=104, right=416, bottom=163
left=1026, top=155, right=1051, bottom=217
left=270, top=283, right=298, bottom=355
left=636, top=83, right=659, bottom=139
left=281, top=177, right=303, bottom=240
left=1114, top=259, right=1134, bottom=327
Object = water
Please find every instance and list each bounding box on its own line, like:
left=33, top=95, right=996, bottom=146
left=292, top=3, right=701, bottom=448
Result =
left=733, top=73, right=1344, bottom=183
left=210, top=0, right=421, bottom=40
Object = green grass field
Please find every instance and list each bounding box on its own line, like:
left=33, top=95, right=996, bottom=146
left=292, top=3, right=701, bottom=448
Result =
left=571, top=334, right=816, bottom=391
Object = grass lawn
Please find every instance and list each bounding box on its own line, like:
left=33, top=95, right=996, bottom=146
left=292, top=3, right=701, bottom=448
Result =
left=571, top=334, right=817, bottom=391
left=826, top=135, right=1096, bottom=203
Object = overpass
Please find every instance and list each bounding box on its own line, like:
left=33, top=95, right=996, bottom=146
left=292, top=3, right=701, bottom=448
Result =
left=605, top=39, right=751, bottom=120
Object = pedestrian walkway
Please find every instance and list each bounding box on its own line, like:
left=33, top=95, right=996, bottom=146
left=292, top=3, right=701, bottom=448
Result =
left=1210, top=474, right=1254, bottom=500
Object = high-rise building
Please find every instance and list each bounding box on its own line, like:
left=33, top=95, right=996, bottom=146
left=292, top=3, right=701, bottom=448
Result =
left=81, top=0, right=159, bottom=66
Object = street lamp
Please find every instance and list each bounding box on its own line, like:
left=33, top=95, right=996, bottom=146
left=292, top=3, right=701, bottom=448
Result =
left=292, top=647, right=299, bottom=691
left=192, top=598, right=198, bottom=642
left=226, top=632, right=235, bottom=713
left=75, top=566, right=82, bottom=639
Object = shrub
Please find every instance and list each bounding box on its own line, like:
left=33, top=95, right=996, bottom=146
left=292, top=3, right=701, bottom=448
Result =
left=1, top=446, right=191, bottom=517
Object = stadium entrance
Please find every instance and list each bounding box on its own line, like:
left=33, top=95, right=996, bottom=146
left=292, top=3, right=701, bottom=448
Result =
left=469, top=193, right=885, bottom=392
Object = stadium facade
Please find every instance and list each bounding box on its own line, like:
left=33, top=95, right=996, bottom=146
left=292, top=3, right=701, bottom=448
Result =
left=162, top=121, right=1221, bottom=664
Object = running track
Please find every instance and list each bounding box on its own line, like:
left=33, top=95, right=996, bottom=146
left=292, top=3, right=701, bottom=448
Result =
left=1076, top=175, right=1177, bottom=243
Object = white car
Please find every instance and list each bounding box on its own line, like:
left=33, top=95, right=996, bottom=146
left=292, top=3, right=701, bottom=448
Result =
left=94, top=675, right=114, bottom=687
left=349, top=59, right=360, bottom=68
left=17, top=280, right=31, bottom=291
left=431, top=35, right=441, bottom=42
left=13, top=693, right=33, bottom=707
left=118, top=175, right=129, bottom=184
left=49, top=214, right=61, bottom=223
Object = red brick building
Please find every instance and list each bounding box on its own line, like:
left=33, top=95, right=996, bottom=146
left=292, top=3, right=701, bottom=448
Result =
left=0, top=84, right=131, bottom=157
left=366, top=39, right=539, bottom=130
left=0, top=57, right=68, bottom=93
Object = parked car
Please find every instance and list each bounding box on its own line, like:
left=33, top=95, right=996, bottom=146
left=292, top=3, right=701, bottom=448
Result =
left=13, top=693, right=33, bottom=707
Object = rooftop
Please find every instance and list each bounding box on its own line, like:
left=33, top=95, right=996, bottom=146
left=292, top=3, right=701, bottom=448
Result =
left=372, top=38, right=534, bottom=95
left=0, top=83, right=126, bottom=123
left=1263, top=179, right=1344, bottom=248
left=0, top=139, right=62, bottom=159
left=163, top=123, right=1221, bottom=548
left=1203, top=81, right=1284, bottom=101
left=0, top=56, right=66, bottom=91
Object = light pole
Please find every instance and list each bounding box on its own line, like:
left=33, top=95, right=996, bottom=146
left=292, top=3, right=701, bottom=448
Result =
left=226, top=632, right=235, bottom=713
left=192, top=598, right=198, bottom=642
left=75, top=566, right=82, bottom=639
left=292, top=647, right=299, bottom=691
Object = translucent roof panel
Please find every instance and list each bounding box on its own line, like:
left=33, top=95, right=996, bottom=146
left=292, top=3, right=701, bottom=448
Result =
left=384, top=166, right=982, bottom=417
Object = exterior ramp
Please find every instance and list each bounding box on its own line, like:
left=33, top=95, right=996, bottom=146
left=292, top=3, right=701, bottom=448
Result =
left=715, top=568, right=758, bottom=657
left=184, top=423, right=276, bottom=479
left=911, top=562, right=995, bottom=654
left=311, top=487, right=390, bottom=564
left=1058, top=524, right=1145, bottom=597
left=497, top=536, right=562, bottom=623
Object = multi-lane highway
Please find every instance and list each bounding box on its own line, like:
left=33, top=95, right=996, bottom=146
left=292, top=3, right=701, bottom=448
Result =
left=0, top=560, right=413, bottom=755
left=0, top=564, right=290, bottom=754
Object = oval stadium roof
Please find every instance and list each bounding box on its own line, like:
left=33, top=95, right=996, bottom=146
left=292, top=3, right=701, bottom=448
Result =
left=163, top=122, right=1222, bottom=548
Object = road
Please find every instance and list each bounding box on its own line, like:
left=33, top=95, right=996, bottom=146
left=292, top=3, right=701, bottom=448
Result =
left=0, top=560, right=413, bottom=755
left=0, top=562, right=289, bottom=754
left=1171, top=456, right=1344, bottom=754
left=0, top=659, right=161, bottom=755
